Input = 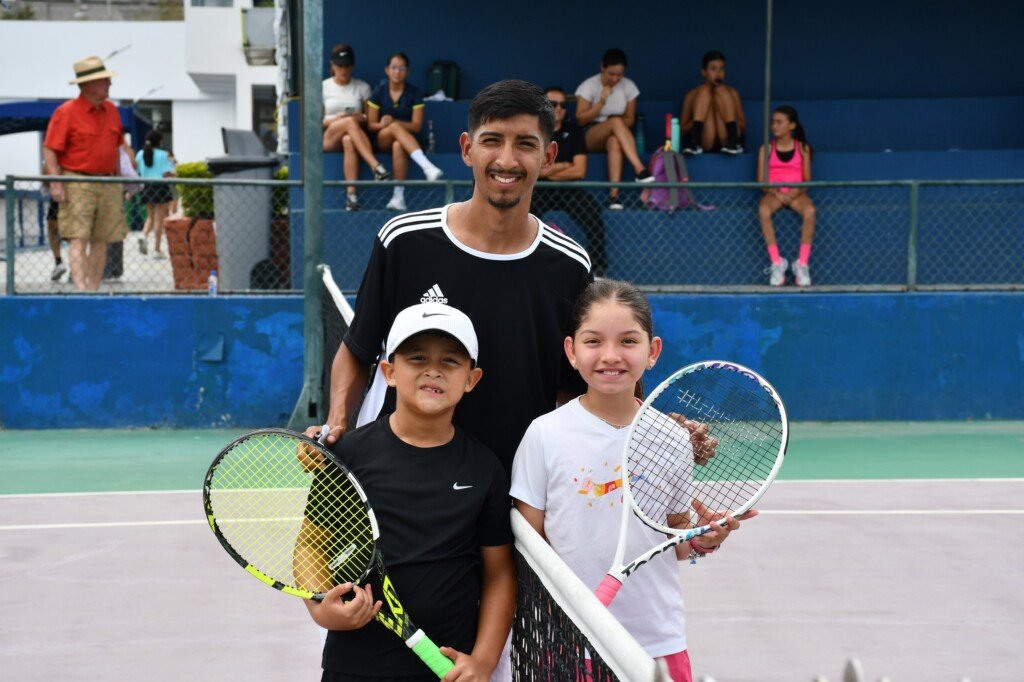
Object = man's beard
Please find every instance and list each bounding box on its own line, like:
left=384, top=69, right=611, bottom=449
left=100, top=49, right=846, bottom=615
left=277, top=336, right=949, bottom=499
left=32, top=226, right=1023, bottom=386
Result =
left=486, top=193, right=522, bottom=210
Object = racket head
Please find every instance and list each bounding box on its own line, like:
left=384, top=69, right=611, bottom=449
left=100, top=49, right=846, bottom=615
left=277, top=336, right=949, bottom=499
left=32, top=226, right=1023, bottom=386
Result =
left=203, top=429, right=379, bottom=600
left=623, top=360, right=788, bottom=534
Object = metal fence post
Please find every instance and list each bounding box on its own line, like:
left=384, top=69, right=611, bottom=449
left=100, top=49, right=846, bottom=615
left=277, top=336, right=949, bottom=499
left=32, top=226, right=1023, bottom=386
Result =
left=907, top=181, right=919, bottom=290
left=288, top=0, right=325, bottom=432
left=5, top=176, right=15, bottom=295
left=444, top=180, right=454, bottom=205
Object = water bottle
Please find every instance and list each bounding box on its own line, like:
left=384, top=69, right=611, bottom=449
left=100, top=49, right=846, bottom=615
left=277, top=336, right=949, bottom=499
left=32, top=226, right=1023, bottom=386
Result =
left=208, top=269, right=218, bottom=296
left=427, top=119, right=436, bottom=153
left=670, top=117, right=681, bottom=152
left=635, top=113, right=646, bottom=155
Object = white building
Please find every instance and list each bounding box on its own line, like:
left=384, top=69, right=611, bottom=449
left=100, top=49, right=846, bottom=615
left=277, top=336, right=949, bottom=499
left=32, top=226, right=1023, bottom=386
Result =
left=0, top=1, right=281, bottom=177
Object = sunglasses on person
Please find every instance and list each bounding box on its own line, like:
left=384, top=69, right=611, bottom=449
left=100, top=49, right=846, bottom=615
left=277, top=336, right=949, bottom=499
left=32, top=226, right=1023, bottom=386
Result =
left=547, top=100, right=567, bottom=109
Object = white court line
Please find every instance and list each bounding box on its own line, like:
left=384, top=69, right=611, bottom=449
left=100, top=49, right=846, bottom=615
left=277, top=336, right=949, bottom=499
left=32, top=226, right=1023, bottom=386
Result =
left=765, top=509, right=1024, bottom=515
left=0, top=490, right=196, bottom=499
left=3, top=478, right=1023, bottom=501
left=3, top=509, right=1023, bottom=531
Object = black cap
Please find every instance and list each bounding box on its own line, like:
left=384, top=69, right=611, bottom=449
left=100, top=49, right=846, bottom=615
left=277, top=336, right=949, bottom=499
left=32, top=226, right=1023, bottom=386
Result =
left=330, top=44, right=355, bottom=67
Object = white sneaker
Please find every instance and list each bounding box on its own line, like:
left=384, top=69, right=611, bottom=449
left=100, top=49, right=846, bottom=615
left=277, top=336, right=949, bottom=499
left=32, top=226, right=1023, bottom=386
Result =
left=424, top=166, right=444, bottom=182
left=792, top=261, right=811, bottom=286
left=386, top=195, right=407, bottom=212
left=768, top=258, right=788, bottom=286
left=50, top=261, right=67, bottom=281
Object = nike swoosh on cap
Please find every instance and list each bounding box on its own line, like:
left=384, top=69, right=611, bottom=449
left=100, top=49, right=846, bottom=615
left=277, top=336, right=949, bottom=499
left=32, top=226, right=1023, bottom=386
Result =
left=452, top=483, right=473, bottom=490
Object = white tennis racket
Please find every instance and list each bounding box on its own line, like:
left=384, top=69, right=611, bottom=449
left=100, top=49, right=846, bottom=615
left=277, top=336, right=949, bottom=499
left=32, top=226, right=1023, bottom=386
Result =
left=595, top=360, right=788, bottom=606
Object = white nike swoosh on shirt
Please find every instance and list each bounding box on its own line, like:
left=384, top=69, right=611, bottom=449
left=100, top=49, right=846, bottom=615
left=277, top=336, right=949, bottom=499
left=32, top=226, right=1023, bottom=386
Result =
left=452, top=483, right=473, bottom=490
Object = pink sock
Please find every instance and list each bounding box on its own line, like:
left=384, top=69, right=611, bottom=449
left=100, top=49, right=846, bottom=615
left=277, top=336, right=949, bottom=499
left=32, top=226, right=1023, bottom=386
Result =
left=798, top=243, right=812, bottom=266
left=767, top=244, right=781, bottom=265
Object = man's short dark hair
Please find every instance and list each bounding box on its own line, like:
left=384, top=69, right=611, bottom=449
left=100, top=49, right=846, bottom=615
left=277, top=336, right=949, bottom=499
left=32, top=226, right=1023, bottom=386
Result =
left=702, top=50, right=726, bottom=69
left=468, top=80, right=555, bottom=141
left=544, top=86, right=566, bottom=97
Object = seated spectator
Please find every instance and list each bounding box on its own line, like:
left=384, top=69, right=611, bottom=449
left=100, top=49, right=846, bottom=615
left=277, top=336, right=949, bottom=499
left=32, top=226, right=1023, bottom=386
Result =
left=575, top=48, right=653, bottom=210
left=321, top=43, right=391, bottom=211
left=757, top=105, right=815, bottom=287
left=680, top=50, right=746, bottom=155
left=532, top=86, right=608, bottom=276
left=367, top=52, right=443, bottom=212
left=135, top=130, right=175, bottom=259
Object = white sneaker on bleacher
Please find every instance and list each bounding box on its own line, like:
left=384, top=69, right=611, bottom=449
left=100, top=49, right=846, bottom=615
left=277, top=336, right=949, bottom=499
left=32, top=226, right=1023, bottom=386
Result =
left=425, top=166, right=444, bottom=182
left=768, top=258, right=788, bottom=286
left=386, top=195, right=407, bottom=212
left=792, top=261, right=811, bottom=287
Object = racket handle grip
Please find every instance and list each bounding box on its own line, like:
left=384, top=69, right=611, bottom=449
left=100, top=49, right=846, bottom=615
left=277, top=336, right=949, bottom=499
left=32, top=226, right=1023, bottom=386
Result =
left=408, top=629, right=455, bottom=678
left=594, top=575, right=623, bottom=606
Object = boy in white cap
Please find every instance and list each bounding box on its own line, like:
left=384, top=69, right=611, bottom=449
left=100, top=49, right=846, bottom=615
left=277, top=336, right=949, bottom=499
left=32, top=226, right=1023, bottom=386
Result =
left=305, top=301, right=514, bottom=682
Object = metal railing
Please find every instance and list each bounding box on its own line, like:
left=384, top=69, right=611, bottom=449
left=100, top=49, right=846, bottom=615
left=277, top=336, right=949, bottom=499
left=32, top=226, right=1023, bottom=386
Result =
left=4, top=175, right=1022, bottom=294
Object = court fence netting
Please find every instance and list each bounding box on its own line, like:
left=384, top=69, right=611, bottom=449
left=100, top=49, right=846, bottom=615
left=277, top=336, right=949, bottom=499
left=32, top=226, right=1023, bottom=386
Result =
left=318, top=265, right=665, bottom=680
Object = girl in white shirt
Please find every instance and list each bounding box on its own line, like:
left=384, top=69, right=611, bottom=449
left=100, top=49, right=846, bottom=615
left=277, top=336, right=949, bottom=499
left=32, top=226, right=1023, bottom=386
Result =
left=510, top=278, right=754, bottom=682
left=321, top=43, right=391, bottom=211
left=575, top=49, right=654, bottom=210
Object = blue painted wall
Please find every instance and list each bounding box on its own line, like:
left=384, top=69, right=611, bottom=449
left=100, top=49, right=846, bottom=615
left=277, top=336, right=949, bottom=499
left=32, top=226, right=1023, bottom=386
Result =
left=322, top=0, right=1024, bottom=101
left=0, top=297, right=303, bottom=429
left=1, top=293, right=1021, bottom=428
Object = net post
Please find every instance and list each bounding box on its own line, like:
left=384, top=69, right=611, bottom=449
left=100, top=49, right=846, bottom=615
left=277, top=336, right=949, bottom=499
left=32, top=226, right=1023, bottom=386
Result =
left=289, top=0, right=325, bottom=431
left=4, top=176, right=15, bottom=295
left=443, top=179, right=454, bottom=205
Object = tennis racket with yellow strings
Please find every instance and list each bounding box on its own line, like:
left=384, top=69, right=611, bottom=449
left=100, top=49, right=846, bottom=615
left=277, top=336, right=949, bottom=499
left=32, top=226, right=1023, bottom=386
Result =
left=203, top=427, right=454, bottom=678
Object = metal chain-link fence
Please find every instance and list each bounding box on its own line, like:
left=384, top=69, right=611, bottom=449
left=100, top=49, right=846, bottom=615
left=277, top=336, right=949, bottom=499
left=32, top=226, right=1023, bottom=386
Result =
left=4, top=176, right=1022, bottom=294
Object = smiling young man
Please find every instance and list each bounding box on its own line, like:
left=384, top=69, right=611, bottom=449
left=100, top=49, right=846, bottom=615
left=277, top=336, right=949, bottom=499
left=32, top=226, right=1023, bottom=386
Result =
left=312, top=80, right=593, bottom=478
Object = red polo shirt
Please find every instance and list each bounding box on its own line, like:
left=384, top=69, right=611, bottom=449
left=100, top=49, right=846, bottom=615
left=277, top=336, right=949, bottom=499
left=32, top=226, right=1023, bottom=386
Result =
left=44, top=95, right=123, bottom=175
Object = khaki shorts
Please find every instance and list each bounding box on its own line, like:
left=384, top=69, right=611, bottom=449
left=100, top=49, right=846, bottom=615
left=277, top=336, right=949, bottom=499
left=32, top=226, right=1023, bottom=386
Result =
left=58, top=173, right=128, bottom=243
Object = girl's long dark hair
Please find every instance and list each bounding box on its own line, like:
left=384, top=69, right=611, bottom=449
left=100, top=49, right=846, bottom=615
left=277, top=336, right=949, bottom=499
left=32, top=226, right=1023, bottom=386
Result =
left=570, top=278, right=654, bottom=399
left=143, top=130, right=163, bottom=168
left=774, top=105, right=811, bottom=155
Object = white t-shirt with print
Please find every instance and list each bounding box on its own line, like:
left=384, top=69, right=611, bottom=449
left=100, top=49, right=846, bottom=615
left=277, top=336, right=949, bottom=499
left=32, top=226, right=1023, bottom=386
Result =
left=322, top=77, right=371, bottom=119
left=574, top=74, right=640, bottom=123
left=510, top=397, right=687, bottom=658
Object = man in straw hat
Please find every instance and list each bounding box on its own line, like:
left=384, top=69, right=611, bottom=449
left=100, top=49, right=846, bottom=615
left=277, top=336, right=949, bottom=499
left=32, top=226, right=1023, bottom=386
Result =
left=43, top=56, right=128, bottom=291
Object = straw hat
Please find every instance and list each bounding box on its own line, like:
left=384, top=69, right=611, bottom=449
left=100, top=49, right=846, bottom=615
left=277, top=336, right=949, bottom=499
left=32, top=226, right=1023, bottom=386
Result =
left=69, top=56, right=117, bottom=85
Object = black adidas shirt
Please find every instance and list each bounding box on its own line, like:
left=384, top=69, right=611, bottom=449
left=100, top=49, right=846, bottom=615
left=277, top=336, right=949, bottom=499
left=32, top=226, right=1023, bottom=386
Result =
left=344, top=204, right=593, bottom=475
left=322, top=415, right=512, bottom=677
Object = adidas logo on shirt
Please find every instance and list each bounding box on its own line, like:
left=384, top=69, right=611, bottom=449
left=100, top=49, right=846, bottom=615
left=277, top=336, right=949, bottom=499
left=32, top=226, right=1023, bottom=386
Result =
left=421, top=284, right=448, bottom=304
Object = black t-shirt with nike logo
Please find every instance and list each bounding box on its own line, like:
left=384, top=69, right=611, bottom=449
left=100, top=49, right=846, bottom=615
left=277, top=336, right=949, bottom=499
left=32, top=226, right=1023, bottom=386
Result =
left=321, top=414, right=511, bottom=677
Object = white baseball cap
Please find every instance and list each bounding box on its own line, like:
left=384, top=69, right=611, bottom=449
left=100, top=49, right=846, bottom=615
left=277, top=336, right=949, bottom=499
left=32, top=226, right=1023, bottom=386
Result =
left=385, top=302, right=479, bottom=363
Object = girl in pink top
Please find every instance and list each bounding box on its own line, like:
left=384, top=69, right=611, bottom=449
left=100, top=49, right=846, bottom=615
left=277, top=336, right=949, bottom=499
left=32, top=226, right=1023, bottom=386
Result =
left=757, top=106, right=816, bottom=286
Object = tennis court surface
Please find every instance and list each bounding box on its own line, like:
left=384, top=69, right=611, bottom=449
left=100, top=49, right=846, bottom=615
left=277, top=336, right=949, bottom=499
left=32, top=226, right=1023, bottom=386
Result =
left=1, top=422, right=1022, bottom=681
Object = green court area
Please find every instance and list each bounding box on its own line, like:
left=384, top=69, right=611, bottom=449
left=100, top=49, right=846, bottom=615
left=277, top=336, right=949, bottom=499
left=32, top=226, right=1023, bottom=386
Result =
left=0, top=421, right=1022, bottom=495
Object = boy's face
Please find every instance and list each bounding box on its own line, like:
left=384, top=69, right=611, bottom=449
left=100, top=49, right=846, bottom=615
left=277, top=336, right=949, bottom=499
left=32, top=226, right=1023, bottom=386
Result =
left=702, top=59, right=726, bottom=84
left=381, top=333, right=483, bottom=418
left=460, top=114, right=557, bottom=210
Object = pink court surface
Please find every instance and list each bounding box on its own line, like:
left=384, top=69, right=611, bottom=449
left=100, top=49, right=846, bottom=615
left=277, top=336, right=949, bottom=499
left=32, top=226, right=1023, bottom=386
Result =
left=1, top=422, right=1022, bottom=681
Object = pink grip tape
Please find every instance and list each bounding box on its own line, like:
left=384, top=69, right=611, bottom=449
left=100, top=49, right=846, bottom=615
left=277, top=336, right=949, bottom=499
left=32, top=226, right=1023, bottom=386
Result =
left=594, top=575, right=623, bottom=606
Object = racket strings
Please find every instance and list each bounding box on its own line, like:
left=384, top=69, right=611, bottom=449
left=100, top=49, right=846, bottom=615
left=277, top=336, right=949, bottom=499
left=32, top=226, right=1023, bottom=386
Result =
left=207, top=434, right=375, bottom=594
left=627, top=369, right=784, bottom=529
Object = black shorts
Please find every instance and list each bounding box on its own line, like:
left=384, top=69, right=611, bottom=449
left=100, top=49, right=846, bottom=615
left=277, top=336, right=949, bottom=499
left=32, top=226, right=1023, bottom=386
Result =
left=139, top=184, right=174, bottom=206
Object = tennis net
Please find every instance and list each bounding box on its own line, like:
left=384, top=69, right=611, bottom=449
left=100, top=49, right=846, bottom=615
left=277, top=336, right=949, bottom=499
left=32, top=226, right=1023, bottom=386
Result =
left=511, top=509, right=665, bottom=681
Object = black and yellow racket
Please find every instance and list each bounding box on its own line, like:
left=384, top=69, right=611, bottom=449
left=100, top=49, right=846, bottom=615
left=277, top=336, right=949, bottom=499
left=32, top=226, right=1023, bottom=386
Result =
left=203, top=427, right=454, bottom=678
